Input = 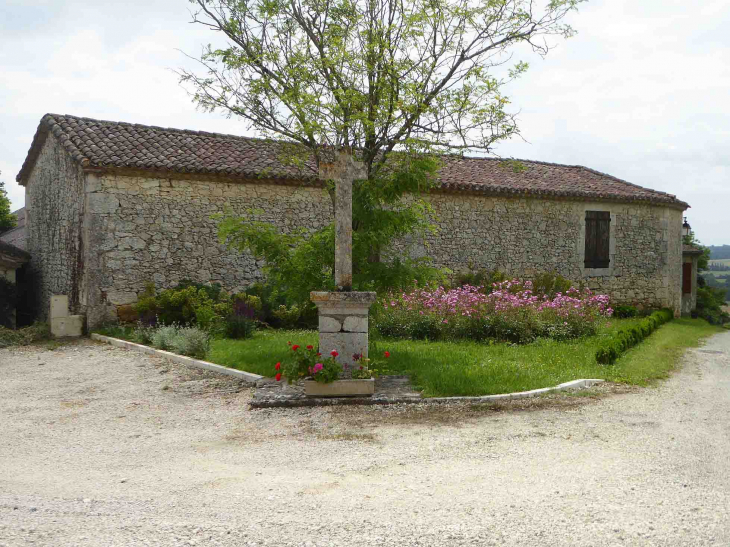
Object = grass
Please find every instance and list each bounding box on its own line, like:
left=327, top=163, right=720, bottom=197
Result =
left=206, top=318, right=723, bottom=397
left=208, top=329, right=319, bottom=376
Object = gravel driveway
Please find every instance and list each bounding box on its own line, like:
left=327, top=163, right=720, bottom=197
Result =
left=1, top=332, right=729, bottom=547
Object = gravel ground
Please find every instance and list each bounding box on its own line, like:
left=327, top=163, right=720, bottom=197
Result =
left=1, top=333, right=729, bottom=547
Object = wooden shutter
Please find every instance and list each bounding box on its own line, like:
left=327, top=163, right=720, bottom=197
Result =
left=584, top=211, right=611, bottom=268
left=682, top=262, right=692, bottom=294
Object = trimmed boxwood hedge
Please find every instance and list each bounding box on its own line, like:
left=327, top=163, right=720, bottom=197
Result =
left=596, top=309, right=674, bottom=365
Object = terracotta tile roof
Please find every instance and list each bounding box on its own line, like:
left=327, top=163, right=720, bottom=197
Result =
left=17, top=113, right=688, bottom=209
left=682, top=244, right=704, bottom=255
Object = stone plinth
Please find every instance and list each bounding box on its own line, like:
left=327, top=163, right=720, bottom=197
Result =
left=50, top=294, right=84, bottom=337
left=304, top=379, right=375, bottom=397
left=310, top=291, right=377, bottom=367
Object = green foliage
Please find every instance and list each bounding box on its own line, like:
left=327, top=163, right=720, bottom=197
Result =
left=0, top=278, right=18, bottom=328
left=151, top=325, right=180, bottom=351
left=696, top=285, right=729, bottom=325
left=217, top=157, right=445, bottom=308
left=272, top=304, right=302, bottom=329
left=595, top=309, right=673, bottom=365
left=530, top=271, right=575, bottom=298
left=184, top=0, right=582, bottom=307
left=170, top=326, right=211, bottom=359
left=277, top=344, right=347, bottom=383
left=683, top=231, right=711, bottom=271
left=613, top=305, right=638, bottom=319
left=94, top=324, right=135, bottom=341
left=0, top=176, right=16, bottom=233
left=224, top=315, right=257, bottom=339
left=205, top=319, right=722, bottom=396
left=0, top=322, right=50, bottom=348
left=453, top=267, right=506, bottom=290
left=134, top=281, right=246, bottom=333
left=182, top=0, right=581, bottom=160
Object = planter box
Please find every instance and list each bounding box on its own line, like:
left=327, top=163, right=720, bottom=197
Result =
left=304, top=379, right=375, bottom=397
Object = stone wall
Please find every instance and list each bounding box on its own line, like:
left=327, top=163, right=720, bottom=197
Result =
left=22, top=154, right=684, bottom=326
left=24, top=133, right=87, bottom=320
left=84, top=173, right=333, bottom=324
left=396, top=193, right=684, bottom=313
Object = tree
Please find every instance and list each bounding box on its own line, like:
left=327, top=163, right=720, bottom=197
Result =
left=685, top=231, right=729, bottom=324
left=180, top=0, right=583, bottom=303
left=0, top=173, right=17, bottom=233
left=684, top=231, right=710, bottom=271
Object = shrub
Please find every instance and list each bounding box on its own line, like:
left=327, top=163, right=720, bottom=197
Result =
left=169, top=327, right=210, bottom=359
left=151, top=325, right=180, bottom=351
left=0, top=322, right=50, bottom=348
left=132, top=322, right=156, bottom=345
left=273, top=304, right=302, bottom=329
left=224, top=296, right=258, bottom=339
left=696, top=286, right=729, bottom=325
left=531, top=271, right=574, bottom=299
left=373, top=279, right=612, bottom=343
left=613, top=305, right=638, bottom=319
left=453, top=267, right=506, bottom=290
left=595, top=309, right=673, bottom=365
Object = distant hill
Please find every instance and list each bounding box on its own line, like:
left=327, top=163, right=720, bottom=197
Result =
left=709, top=245, right=730, bottom=260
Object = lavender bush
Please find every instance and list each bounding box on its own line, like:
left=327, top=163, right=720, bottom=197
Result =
left=374, top=280, right=613, bottom=343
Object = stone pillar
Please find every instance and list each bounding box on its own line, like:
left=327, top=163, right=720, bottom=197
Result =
left=312, top=149, right=375, bottom=373
left=310, top=291, right=377, bottom=369
left=318, top=149, right=366, bottom=291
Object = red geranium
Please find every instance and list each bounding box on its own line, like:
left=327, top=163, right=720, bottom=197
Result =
left=384, top=351, right=390, bottom=358
left=275, top=373, right=282, bottom=382
left=275, top=362, right=281, bottom=370
left=330, top=350, right=339, bottom=357
left=292, top=345, right=300, bottom=351
left=306, top=345, right=314, bottom=350
left=317, top=353, right=322, bottom=357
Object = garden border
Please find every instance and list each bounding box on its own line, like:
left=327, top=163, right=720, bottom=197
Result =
left=91, top=333, right=604, bottom=407
left=90, top=333, right=264, bottom=383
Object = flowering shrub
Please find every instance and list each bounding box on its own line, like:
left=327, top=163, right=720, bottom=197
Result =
left=374, top=279, right=613, bottom=343
left=276, top=344, right=391, bottom=383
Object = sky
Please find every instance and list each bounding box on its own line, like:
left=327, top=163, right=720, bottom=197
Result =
left=1, top=0, right=728, bottom=245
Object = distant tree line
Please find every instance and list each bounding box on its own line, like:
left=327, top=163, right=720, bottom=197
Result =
left=709, top=245, right=730, bottom=260
left=708, top=262, right=730, bottom=272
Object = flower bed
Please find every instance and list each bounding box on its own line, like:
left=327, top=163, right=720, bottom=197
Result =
left=373, top=280, right=613, bottom=343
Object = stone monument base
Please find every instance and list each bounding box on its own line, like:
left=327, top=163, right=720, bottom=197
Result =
left=310, top=291, right=377, bottom=368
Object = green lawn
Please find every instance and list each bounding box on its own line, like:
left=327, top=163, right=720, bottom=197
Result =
left=207, top=318, right=723, bottom=397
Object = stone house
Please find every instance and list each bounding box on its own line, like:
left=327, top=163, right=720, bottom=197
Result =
left=15, top=114, right=690, bottom=328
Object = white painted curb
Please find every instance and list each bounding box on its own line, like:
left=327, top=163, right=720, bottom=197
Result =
left=426, top=378, right=605, bottom=404
left=91, top=333, right=264, bottom=383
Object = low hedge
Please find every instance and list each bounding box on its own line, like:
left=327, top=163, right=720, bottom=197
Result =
left=596, top=309, right=674, bottom=365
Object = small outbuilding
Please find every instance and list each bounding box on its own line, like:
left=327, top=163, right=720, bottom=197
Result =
left=681, top=244, right=704, bottom=316
left=0, top=240, right=31, bottom=328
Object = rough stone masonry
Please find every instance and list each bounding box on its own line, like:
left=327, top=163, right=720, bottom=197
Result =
left=17, top=114, right=687, bottom=327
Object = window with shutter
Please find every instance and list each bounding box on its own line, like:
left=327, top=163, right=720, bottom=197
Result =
left=584, top=211, right=611, bottom=268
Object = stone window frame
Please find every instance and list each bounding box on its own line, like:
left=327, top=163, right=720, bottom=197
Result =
left=578, top=204, right=616, bottom=278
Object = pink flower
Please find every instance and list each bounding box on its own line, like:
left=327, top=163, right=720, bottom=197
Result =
left=313, top=363, right=323, bottom=373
